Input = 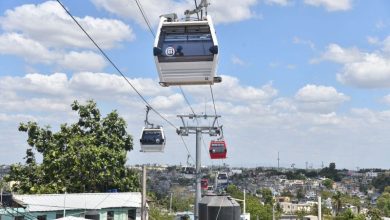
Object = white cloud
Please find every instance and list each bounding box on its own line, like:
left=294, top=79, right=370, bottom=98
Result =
left=316, top=40, right=390, bottom=88
left=0, top=98, right=70, bottom=113
left=231, top=55, right=246, bottom=66
left=149, top=94, right=185, bottom=110
left=91, top=0, right=259, bottom=26
left=336, top=53, right=390, bottom=88
left=265, top=0, right=292, bottom=7
left=0, top=33, right=108, bottom=71
left=382, top=94, right=390, bottom=105
left=375, top=20, right=387, bottom=30
left=0, top=33, right=57, bottom=63
left=304, top=0, right=353, bottom=11
left=69, top=72, right=171, bottom=97
left=185, top=75, right=278, bottom=104
left=0, top=1, right=134, bottom=49
left=208, top=0, right=259, bottom=24
left=59, top=51, right=107, bottom=72
left=293, top=36, right=315, bottom=50
left=367, top=36, right=380, bottom=45
left=318, top=43, right=363, bottom=64
left=2, top=72, right=390, bottom=168
left=295, top=84, right=349, bottom=113
left=0, top=73, right=70, bottom=96
left=0, top=113, right=36, bottom=122
left=0, top=72, right=170, bottom=105
left=383, top=36, right=390, bottom=53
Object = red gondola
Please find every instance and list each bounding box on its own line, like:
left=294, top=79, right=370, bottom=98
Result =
left=209, top=140, right=227, bottom=159
left=201, top=178, right=208, bottom=190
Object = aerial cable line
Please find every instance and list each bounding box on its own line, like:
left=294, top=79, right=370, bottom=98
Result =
left=194, top=0, right=200, bottom=20
left=56, top=0, right=197, bottom=162
left=134, top=0, right=155, bottom=38
left=131, top=0, right=197, bottom=161
left=210, top=85, right=223, bottom=137
left=180, top=135, right=195, bottom=164
left=55, top=0, right=177, bottom=130
left=179, top=86, right=214, bottom=162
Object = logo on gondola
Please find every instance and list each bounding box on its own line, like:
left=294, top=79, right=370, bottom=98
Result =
left=165, top=47, right=175, bottom=56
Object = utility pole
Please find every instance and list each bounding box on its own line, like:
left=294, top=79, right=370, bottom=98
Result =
left=63, top=191, right=67, bottom=218
left=141, top=165, right=147, bottom=220
left=277, top=152, right=280, bottom=170
left=169, top=192, right=173, bottom=214
left=318, top=196, right=322, bottom=220
left=177, top=114, right=221, bottom=220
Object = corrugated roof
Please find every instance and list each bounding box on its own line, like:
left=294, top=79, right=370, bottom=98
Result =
left=13, top=192, right=141, bottom=212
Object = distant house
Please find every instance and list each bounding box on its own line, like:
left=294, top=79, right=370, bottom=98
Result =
left=0, top=192, right=145, bottom=220
left=279, top=201, right=316, bottom=214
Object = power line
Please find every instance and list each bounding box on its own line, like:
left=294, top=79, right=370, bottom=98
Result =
left=55, top=0, right=177, bottom=130
left=179, top=86, right=214, bottom=165
left=209, top=85, right=221, bottom=130
left=134, top=0, right=155, bottom=38
left=180, top=136, right=195, bottom=164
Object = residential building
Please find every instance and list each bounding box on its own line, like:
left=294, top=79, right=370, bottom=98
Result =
left=0, top=192, right=144, bottom=220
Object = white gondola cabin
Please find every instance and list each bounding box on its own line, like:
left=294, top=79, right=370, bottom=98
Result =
left=153, top=15, right=219, bottom=87
left=140, top=127, right=166, bottom=152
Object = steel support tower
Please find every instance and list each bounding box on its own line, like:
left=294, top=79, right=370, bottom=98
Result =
left=177, top=114, right=221, bottom=220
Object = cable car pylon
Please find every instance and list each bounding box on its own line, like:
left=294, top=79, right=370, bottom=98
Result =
left=177, top=113, right=221, bottom=220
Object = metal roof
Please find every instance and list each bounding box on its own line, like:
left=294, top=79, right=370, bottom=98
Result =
left=13, top=192, right=142, bottom=212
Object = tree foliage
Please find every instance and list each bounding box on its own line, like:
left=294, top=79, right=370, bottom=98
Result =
left=227, top=184, right=273, bottom=220
left=261, top=188, right=274, bottom=205
left=320, top=163, right=341, bottom=182
left=5, top=100, right=139, bottom=194
left=372, top=174, right=390, bottom=193
left=322, top=178, right=334, bottom=190
left=377, top=186, right=390, bottom=217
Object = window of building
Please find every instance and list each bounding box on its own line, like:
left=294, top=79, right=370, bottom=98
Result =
left=107, top=211, right=114, bottom=220
left=37, top=215, right=46, bottom=220
left=85, top=214, right=99, bottom=220
left=128, top=209, right=136, bottom=220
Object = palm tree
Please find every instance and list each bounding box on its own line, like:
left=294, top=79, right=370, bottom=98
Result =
left=332, top=191, right=342, bottom=216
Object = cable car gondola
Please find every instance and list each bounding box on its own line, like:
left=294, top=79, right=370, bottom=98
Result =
left=140, top=126, right=166, bottom=152
left=140, top=106, right=166, bottom=152
left=209, top=140, right=227, bottom=159
left=153, top=14, right=220, bottom=87
left=201, top=178, right=208, bottom=190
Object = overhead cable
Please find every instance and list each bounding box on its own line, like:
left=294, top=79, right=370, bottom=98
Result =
left=55, top=0, right=177, bottom=130
left=134, top=0, right=156, bottom=38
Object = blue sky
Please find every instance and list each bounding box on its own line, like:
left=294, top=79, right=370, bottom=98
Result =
left=1, top=0, right=390, bottom=169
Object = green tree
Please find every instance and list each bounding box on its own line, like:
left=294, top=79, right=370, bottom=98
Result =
left=372, top=174, right=390, bottom=193
left=296, top=188, right=305, bottom=201
left=296, top=209, right=308, bottom=220
left=323, top=179, right=334, bottom=190
left=261, top=188, right=274, bottom=205
left=332, top=191, right=343, bottom=216
left=377, top=186, right=390, bottom=217
left=149, top=206, right=174, bottom=220
left=320, top=163, right=341, bottom=182
left=227, top=185, right=272, bottom=220
left=337, top=208, right=354, bottom=220
left=367, top=208, right=382, bottom=220
left=5, top=100, right=139, bottom=194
